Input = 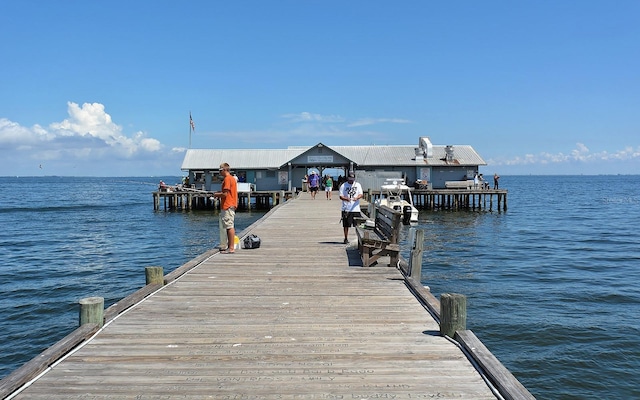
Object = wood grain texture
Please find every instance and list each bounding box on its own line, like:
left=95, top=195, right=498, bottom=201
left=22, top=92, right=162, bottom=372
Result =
left=11, top=196, right=497, bottom=399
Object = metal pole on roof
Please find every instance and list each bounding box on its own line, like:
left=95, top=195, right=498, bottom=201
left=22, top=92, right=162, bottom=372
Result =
left=189, top=111, right=195, bottom=149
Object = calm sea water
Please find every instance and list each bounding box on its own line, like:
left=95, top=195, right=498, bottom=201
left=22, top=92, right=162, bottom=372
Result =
left=0, top=176, right=267, bottom=380
left=403, top=175, right=640, bottom=399
left=1, top=175, right=639, bottom=399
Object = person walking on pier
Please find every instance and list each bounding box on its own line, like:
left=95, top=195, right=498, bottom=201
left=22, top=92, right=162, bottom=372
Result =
left=324, top=175, right=333, bottom=200
left=494, top=173, right=500, bottom=189
left=339, top=171, right=363, bottom=244
left=213, top=162, right=238, bottom=253
left=308, top=171, right=320, bottom=199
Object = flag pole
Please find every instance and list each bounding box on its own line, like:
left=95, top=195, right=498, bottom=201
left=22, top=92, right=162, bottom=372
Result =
left=189, top=111, right=192, bottom=148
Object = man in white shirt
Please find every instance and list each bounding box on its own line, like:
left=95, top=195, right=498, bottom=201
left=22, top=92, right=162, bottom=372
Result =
left=338, top=171, right=363, bottom=244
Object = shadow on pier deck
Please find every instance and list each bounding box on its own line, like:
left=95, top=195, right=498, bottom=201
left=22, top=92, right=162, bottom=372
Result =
left=2, top=193, right=531, bottom=399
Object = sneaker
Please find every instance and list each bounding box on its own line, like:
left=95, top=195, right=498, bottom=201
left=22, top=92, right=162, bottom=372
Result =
left=343, top=238, right=348, bottom=244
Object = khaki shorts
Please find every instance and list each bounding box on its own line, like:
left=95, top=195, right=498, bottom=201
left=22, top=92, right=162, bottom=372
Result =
left=220, top=208, right=236, bottom=229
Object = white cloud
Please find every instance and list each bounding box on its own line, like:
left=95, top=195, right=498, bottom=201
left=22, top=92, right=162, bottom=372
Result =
left=488, top=142, right=640, bottom=167
left=280, top=112, right=345, bottom=123
left=280, top=112, right=411, bottom=128
left=0, top=102, right=185, bottom=176
left=347, top=118, right=412, bottom=127
left=0, top=118, right=52, bottom=145
left=0, top=102, right=165, bottom=158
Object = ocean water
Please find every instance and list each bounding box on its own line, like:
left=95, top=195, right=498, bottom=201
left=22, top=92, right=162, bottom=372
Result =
left=1, top=175, right=639, bottom=399
left=0, top=176, right=267, bottom=381
left=403, top=175, right=640, bottom=399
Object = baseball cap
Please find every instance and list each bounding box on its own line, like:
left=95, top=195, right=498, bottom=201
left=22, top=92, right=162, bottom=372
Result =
left=347, top=171, right=355, bottom=180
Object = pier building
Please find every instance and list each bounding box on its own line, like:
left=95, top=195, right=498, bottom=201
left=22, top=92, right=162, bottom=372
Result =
left=180, top=136, right=487, bottom=192
left=155, top=137, right=506, bottom=212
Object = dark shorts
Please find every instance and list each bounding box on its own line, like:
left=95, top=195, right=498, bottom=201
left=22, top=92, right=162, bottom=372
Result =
left=342, top=211, right=359, bottom=228
left=310, top=186, right=319, bottom=192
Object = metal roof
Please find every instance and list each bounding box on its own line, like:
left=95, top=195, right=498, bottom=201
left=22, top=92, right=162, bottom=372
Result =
left=330, top=144, right=486, bottom=166
left=181, top=143, right=486, bottom=170
left=181, top=149, right=305, bottom=170
left=329, top=145, right=416, bottom=166
left=423, top=145, right=487, bottom=166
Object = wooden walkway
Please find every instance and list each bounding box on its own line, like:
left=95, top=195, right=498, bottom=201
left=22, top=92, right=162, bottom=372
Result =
left=10, top=195, right=499, bottom=399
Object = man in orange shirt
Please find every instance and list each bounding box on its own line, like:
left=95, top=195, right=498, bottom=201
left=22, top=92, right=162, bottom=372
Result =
left=213, top=162, right=238, bottom=253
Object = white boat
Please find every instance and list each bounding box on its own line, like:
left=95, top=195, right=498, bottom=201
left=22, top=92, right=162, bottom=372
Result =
left=374, top=180, right=419, bottom=223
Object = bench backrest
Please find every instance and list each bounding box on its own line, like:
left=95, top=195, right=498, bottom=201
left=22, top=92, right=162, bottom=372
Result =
left=375, top=205, right=402, bottom=243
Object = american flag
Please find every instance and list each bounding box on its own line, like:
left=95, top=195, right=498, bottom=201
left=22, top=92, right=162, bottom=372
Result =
left=189, top=113, right=195, bottom=132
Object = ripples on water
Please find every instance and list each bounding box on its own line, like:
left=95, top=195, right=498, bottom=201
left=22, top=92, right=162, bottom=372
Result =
left=0, top=176, right=266, bottom=380
left=406, top=175, right=640, bottom=399
left=1, top=175, right=639, bottom=399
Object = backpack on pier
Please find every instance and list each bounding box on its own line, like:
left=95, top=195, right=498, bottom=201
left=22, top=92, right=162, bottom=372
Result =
left=243, top=234, right=261, bottom=249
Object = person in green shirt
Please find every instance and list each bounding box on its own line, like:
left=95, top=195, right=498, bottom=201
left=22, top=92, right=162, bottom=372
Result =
left=324, top=175, right=333, bottom=200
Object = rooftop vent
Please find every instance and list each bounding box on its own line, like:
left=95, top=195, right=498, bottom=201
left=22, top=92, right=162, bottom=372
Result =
left=445, top=145, right=454, bottom=162
left=419, top=136, right=433, bottom=158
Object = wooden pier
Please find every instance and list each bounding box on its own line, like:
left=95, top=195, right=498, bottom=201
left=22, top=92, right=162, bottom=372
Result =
left=2, top=194, right=531, bottom=399
left=153, top=188, right=293, bottom=211
left=154, top=186, right=507, bottom=213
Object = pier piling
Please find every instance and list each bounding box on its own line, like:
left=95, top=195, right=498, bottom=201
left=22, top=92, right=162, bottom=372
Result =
left=440, top=293, right=467, bottom=337
left=409, top=228, right=424, bottom=280
left=78, top=297, right=104, bottom=328
left=145, top=266, right=164, bottom=285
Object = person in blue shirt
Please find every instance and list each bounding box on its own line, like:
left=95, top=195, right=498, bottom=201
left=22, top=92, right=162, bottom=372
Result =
left=308, top=171, right=320, bottom=199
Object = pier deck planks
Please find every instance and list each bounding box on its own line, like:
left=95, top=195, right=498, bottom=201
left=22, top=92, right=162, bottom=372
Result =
left=13, top=195, right=497, bottom=399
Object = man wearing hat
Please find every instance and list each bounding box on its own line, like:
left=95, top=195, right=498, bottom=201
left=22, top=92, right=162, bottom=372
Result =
left=308, top=170, right=320, bottom=199
left=338, top=171, right=363, bottom=244
left=213, top=162, right=238, bottom=253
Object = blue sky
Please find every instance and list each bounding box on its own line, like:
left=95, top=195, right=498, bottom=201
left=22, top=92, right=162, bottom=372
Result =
left=1, top=1, right=639, bottom=176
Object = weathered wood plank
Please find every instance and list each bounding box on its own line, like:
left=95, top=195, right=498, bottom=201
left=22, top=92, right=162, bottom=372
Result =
left=0, top=323, right=99, bottom=398
left=456, top=330, right=536, bottom=400
left=103, top=283, right=163, bottom=322
left=8, top=197, right=503, bottom=400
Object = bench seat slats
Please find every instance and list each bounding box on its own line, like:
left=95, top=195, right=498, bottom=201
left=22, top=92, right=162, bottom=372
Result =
left=356, top=205, right=402, bottom=267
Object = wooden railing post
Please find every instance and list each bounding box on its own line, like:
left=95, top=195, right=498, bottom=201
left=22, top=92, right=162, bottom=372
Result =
left=440, top=293, right=466, bottom=337
left=145, top=266, right=164, bottom=285
left=409, top=228, right=424, bottom=280
left=79, top=297, right=104, bottom=327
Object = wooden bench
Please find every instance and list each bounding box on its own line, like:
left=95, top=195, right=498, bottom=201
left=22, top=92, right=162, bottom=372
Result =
left=445, top=180, right=475, bottom=189
left=355, top=205, right=402, bottom=267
